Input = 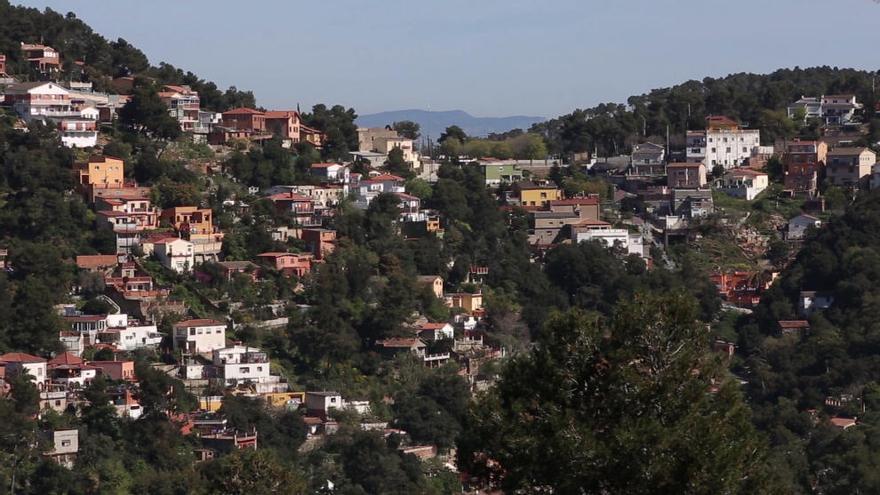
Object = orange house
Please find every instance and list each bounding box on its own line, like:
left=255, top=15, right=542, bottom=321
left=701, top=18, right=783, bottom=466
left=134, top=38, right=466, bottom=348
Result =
left=160, top=206, right=220, bottom=240
left=221, top=107, right=266, bottom=132
left=301, top=228, right=337, bottom=260
left=74, top=156, right=125, bottom=193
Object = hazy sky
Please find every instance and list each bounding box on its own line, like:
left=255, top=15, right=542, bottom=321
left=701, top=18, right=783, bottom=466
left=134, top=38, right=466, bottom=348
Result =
left=15, top=0, right=880, bottom=118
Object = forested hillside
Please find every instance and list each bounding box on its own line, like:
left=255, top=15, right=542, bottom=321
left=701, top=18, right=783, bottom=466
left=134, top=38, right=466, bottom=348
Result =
left=533, top=67, right=880, bottom=156
left=2, top=2, right=880, bottom=493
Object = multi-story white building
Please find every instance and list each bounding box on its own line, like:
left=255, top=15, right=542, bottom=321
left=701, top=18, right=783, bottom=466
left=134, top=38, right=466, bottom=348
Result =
left=686, top=116, right=760, bottom=170
left=153, top=237, right=194, bottom=273
left=98, top=314, right=163, bottom=351
left=352, top=174, right=406, bottom=209
left=212, top=345, right=272, bottom=387
left=173, top=319, right=227, bottom=354
left=572, top=225, right=646, bottom=258
left=2, top=81, right=99, bottom=147
left=788, top=95, right=863, bottom=125
left=159, top=85, right=200, bottom=132
left=714, top=169, right=769, bottom=201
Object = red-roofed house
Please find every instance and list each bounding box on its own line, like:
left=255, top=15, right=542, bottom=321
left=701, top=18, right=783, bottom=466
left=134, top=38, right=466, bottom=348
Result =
left=779, top=320, right=810, bottom=336
left=830, top=416, right=857, bottom=430
left=221, top=107, right=266, bottom=132
left=0, top=352, right=47, bottom=387
left=76, top=254, right=119, bottom=273
left=48, top=353, right=97, bottom=388
left=20, top=42, right=61, bottom=76
left=416, top=322, right=454, bottom=341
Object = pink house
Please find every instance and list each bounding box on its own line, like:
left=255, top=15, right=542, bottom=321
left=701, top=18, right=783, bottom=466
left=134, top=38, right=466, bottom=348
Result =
left=256, top=252, right=314, bottom=277
left=89, top=360, right=136, bottom=381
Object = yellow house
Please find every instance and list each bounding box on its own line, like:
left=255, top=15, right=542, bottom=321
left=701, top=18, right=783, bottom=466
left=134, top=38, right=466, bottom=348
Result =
left=445, top=292, right=483, bottom=313
left=263, top=391, right=306, bottom=408
left=198, top=395, right=224, bottom=412
left=516, top=182, right=563, bottom=207
left=74, top=156, right=125, bottom=190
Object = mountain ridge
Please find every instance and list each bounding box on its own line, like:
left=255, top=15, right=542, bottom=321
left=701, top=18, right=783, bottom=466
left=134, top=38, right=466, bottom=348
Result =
left=356, top=109, right=545, bottom=140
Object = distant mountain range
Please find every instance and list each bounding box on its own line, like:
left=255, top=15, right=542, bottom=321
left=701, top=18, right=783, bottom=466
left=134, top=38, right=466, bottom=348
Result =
left=356, top=109, right=545, bottom=140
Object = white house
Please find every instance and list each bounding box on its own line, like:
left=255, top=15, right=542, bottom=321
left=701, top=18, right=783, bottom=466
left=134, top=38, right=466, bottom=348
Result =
left=0, top=352, right=48, bottom=387
left=787, top=214, right=821, bottom=240
left=153, top=237, right=194, bottom=273
left=353, top=174, right=406, bottom=209
left=686, top=117, right=761, bottom=170
left=212, top=345, right=272, bottom=387
left=417, top=322, right=455, bottom=341
left=99, top=314, right=163, bottom=351
left=173, top=319, right=227, bottom=354
left=715, top=169, right=769, bottom=200
left=573, top=224, right=646, bottom=258
left=310, top=163, right=349, bottom=183
left=306, top=391, right=342, bottom=419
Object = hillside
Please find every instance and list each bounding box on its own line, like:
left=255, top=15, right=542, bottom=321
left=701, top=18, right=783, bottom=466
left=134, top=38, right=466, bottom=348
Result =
left=356, top=109, right=545, bottom=139
left=0, top=1, right=256, bottom=111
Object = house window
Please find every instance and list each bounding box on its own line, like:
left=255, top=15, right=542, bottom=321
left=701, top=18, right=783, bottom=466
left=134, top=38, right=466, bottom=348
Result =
left=189, top=329, right=196, bottom=336
left=330, top=397, right=337, bottom=403
left=726, top=147, right=731, bottom=153
left=61, top=440, right=71, bottom=447
left=239, top=367, right=250, bottom=373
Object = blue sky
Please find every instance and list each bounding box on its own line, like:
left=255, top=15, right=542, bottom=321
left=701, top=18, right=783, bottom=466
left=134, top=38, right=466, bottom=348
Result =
left=15, top=0, right=880, bottom=118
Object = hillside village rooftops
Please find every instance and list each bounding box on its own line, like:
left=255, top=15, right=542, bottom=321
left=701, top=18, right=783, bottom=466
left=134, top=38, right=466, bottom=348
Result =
left=76, top=254, right=118, bottom=269
left=264, top=110, right=299, bottom=119
left=729, top=169, right=767, bottom=177
left=223, top=107, right=264, bottom=115
left=778, top=320, right=810, bottom=329
left=377, top=338, right=426, bottom=348
left=363, top=174, right=404, bottom=182
left=706, top=115, right=741, bottom=129
left=515, top=182, right=557, bottom=190
left=3, top=81, right=56, bottom=92
left=174, top=319, right=224, bottom=328
left=268, top=192, right=312, bottom=202
left=0, top=352, right=46, bottom=363
left=549, top=197, right=599, bottom=206
left=827, top=147, right=872, bottom=156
